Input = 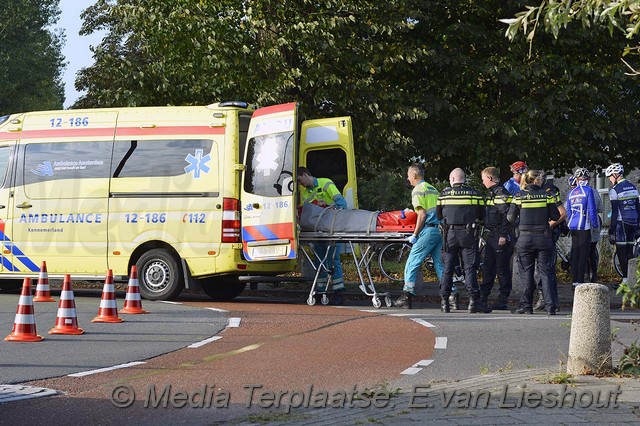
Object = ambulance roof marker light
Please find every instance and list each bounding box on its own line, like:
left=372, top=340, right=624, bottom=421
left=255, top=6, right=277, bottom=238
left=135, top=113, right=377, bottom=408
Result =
left=217, top=101, right=249, bottom=108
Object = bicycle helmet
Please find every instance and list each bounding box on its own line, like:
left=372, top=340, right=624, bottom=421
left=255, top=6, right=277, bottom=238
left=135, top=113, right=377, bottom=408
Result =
left=604, top=163, right=624, bottom=177
left=510, top=161, right=528, bottom=174
left=567, top=175, right=577, bottom=187
left=573, top=168, right=590, bottom=179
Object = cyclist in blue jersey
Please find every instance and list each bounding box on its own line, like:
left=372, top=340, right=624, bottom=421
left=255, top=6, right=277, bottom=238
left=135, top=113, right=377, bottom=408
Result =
left=504, top=161, right=528, bottom=196
left=605, top=163, right=640, bottom=287
left=566, top=168, right=600, bottom=288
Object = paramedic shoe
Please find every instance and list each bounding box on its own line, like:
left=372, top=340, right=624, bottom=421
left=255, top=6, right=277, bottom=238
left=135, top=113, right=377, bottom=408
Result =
left=440, top=296, right=450, bottom=313
left=330, top=292, right=344, bottom=306
left=468, top=295, right=492, bottom=314
left=512, top=306, right=533, bottom=314
left=533, top=290, right=546, bottom=311
left=448, top=292, right=460, bottom=310
left=393, top=292, right=412, bottom=309
left=492, top=294, right=510, bottom=311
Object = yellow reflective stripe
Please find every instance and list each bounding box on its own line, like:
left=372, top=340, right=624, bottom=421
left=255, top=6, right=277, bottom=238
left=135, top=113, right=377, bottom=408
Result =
left=439, top=199, right=482, bottom=205
left=520, top=201, right=548, bottom=208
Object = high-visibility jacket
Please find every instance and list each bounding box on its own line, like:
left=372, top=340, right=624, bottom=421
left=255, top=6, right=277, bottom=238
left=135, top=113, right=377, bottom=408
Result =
left=300, top=177, right=347, bottom=209
left=436, top=183, right=484, bottom=225
left=507, top=184, right=560, bottom=233
left=412, top=180, right=439, bottom=225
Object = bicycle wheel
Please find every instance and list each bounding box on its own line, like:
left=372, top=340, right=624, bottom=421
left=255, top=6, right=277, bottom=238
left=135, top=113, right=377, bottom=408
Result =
left=613, top=252, right=623, bottom=277
left=378, top=243, right=410, bottom=282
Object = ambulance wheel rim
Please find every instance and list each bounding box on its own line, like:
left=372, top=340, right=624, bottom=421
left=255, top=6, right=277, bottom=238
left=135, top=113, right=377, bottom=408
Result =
left=144, top=261, right=170, bottom=291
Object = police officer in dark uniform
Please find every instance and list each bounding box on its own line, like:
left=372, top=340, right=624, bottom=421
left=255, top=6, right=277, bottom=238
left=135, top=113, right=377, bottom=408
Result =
left=480, top=167, right=513, bottom=310
left=437, top=168, right=491, bottom=313
left=507, top=170, right=561, bottom=315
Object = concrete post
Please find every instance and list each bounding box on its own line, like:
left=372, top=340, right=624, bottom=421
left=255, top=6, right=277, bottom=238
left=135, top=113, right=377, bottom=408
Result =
left=567, top=283, right=612, bottom=374
left=628, top=258, right=637, bottom=289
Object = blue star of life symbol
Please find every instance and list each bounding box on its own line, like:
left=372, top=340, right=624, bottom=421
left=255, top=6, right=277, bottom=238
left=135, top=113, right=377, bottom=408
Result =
left=184, top=149, right=211, bottom=179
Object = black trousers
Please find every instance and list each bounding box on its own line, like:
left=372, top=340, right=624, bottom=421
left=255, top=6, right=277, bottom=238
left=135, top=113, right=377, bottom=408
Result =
left=517, top=233, right=557, bottom=310
left=571, top=230, right=591, bottom=284
left=480, top=234, right=513, bottom=298
left=440, top=229, right=480, bottom=298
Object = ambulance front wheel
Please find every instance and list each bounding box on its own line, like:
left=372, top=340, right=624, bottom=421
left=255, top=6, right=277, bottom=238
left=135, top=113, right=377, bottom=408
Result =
left=136, top=249, right=184, bottom=301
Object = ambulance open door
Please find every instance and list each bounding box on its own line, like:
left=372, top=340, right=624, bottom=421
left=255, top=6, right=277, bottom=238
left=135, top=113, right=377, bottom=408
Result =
left=240, top=103, right=298, bottom=261
left=299, top=117, right=358, bottom=208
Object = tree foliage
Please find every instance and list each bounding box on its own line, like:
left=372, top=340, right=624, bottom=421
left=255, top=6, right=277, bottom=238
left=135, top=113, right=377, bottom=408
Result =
left=0, top=0, right=65, bottom=115
left=76, top=1, right=640, bottom=181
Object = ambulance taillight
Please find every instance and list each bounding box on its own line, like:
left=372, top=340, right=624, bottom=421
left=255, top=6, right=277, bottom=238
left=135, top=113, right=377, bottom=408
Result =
left=222, top=198, right=241, bottom=243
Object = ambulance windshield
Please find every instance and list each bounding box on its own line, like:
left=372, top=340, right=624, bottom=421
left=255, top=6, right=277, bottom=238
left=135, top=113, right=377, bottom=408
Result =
left=244, top=131, right=294, bottom=197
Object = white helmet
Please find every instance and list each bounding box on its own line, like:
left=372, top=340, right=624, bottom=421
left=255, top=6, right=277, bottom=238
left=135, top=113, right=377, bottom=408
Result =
left=567, top=175, right=577, bottom=186
left=604, top=163, right=624, bottom=177
left=573, top=168, right=590, bottom=179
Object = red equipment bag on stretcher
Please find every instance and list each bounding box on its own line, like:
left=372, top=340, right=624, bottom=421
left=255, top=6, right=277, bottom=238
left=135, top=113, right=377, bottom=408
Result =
left=376, top=210, right=417, bottom=232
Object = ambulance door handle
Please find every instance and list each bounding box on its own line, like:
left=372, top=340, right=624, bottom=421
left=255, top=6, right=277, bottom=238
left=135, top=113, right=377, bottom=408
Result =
left=0, top=205, right=4, bottom=209
left=16, top=202, right=32, bottom=209
left=252, top=203, right=260, bottom=209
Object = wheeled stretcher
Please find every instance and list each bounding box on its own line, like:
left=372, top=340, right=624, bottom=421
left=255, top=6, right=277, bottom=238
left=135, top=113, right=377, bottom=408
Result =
left=298, top=231, right=412, bottom=308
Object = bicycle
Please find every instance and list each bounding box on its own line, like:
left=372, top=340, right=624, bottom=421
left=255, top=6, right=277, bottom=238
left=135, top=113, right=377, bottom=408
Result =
left=612, top=236, right=640, bottom=277
left=377, top=237, right=485, bottom=283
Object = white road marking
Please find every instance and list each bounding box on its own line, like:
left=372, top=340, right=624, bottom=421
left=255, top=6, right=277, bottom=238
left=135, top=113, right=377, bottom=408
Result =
left=68, top=361, right=146, bottom=377
left=411, top=318, right=436, bottom=328
left=207, top=307, right=229, bottom=313
left=158, top=301, right=182, bottom=305
left=414, top=359, right=434, bottom=367
left=188, top=336, right=222, bottom=348
left=227, top=317, right=241, bottom=328
left=401, top=367, right=422, bottom=375
left=434, top=337, right=448, bottom=349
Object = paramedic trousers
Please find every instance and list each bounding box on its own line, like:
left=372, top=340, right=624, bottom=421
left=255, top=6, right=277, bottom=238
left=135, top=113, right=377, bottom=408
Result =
left=439, top=228, right=479, bottom=298
left=313, top=242, right=344, bottom=292
left=517, top=233, right=557, bottom=310
left=480, top=233, right=513, bottom=298
left=403, top=225, right=443, bottom=295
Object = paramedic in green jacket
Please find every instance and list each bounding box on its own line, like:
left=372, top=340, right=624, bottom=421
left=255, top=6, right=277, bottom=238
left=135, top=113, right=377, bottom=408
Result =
left=297, top=167, right=347, bottom=305
left=394, top=163, right=443, bottom=309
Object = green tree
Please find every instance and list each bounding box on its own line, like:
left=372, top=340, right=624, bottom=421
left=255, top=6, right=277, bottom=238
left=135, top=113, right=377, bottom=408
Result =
left=77, top=1, right=640, bottom=181
left=0, top=0, right=65, bottom=115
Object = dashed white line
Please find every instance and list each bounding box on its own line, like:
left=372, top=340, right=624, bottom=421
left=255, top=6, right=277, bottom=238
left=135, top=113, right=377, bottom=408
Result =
left=68, top=361, right=147, bottom=377
left=414, top=359, right=434, bottom=367
left=434, top=337, right=448, bottom=349
left=227, top=317, right=241, bottom=328
left=188, top=336, right=223, bottom=348
left=400, top=367, right=422, bottom=375
left=411, top=318, right=436, bottom=328
left=207, top=307, right=229, bottom=313
left=158, top=301, right=182, bottom=305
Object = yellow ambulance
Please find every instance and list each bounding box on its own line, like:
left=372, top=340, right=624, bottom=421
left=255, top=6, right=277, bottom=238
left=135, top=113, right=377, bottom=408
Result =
left=0, top=102, right=357, bottom=300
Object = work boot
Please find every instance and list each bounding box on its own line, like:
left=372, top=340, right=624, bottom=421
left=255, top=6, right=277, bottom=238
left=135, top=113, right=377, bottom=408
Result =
left=440, top=296, right=450, bottom=313
left=533, top=290, right=546, bottom=311
left=492, top=294, right=510, bottom=310
left=468, top=295, right=492, bottom=314
left=511, top=305, right=533, bottom=314
left=448, top=292, right=460, bottom=310
left=393, top=291, right=412, bottom=309
left=330, top=292, right=344, bottom=306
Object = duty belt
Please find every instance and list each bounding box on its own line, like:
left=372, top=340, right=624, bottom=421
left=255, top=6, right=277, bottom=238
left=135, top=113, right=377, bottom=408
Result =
left=448, top=224, right=469, bottom=229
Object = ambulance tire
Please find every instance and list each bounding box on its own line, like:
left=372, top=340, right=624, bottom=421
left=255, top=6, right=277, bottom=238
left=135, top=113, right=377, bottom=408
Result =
left=136, top=249, right=184, bottom=300
left=200, top=279, right=246, bottom=300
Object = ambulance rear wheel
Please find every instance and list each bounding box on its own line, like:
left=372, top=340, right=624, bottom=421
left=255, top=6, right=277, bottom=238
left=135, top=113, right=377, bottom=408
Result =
left=136, top=249, right=184, bottom=300
left=200, top=279, right=246, bottom=300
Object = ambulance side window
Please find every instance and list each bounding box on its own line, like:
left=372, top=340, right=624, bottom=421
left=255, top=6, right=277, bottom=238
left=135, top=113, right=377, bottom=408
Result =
left=0, top=146, right=13, bottom=188
left=112, top=139, right=213, bottom=178
left=305, top=148, right=347, bottom=194
left=244, top=131, right=294, bottom=197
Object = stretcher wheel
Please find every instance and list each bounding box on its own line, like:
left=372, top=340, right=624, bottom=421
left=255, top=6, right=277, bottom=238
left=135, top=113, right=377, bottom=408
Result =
left=372, top=296, right=382, bottom=309
left=307, top=295, right=316, bottom=306
left=385, top=295, right=392, bottom=307
left=321, top=294, right=329, bottom=305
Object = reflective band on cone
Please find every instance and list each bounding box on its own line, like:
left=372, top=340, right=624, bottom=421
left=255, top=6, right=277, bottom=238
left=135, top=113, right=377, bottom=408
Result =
left=120, top=265, right=149, bottom=314
left=33, top=261, right=55, bottom=302
left=92, top=269, right=124, bottom=323
left=49, top=274, right=84, bottom=335
left=5, top=278, right=44, bottom=342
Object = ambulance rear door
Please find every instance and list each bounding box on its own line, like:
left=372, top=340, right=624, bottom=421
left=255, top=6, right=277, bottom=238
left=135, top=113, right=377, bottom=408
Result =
left=0, top=139, right=17, bottom=272
left=240, top=103, right=298, bottom=261
left=299, top=117, right=358, bottom=208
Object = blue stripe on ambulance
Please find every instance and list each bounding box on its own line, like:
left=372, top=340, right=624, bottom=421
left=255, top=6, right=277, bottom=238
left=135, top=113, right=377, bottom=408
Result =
left=0, top=231, right=39, bottom=272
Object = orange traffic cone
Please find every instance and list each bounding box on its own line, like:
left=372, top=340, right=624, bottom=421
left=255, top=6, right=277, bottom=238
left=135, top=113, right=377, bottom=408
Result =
left=5, top=278, right=44, bottom=342
left=120, top=266, right=149, bottom=314
left=92, top=270, right=123, bottom=323
left=33, top=261, right=55, bottom=302
left=49, top=275, right=84, bottom=335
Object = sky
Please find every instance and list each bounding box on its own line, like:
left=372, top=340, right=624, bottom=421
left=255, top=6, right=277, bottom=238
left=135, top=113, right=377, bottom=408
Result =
left=56, top=0, right=104, bottom=108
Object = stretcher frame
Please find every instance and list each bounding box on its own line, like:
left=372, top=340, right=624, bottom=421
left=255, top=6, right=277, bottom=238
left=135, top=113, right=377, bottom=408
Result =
left=298, top=231, right=412, bottom=308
